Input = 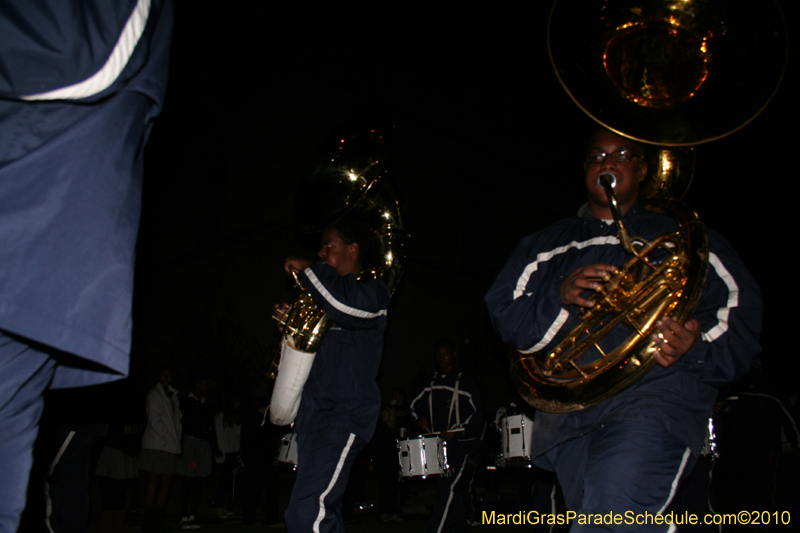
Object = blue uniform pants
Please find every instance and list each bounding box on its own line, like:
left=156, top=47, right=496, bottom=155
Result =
left=428, top=442, right=478, bottom=533
left=544, top=420, right=694, bottom=533
left=0, top=332, right=56, bottom=533
left=285, top=429, right=366, bottom=533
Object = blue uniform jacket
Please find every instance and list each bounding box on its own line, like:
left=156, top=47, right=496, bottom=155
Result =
left=295, top=263, right=391, bottom=442
left=0, top=0, right=172, bottom=387
left=484, top=204, right=762, bottom=459
left=409, top=369, right=484, bottom=452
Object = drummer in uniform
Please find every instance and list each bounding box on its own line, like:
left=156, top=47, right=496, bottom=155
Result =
left=409, top=338, right=485, bottom=532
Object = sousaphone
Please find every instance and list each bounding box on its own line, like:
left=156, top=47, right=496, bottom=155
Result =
left=510, top=0, right=786, bottom=413
left=269, top=125, right=408, bottom=425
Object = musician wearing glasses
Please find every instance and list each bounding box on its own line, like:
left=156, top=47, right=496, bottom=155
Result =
left=485, top=129, right=762, bottom=530
left=274, top=217, right=391, bottom=533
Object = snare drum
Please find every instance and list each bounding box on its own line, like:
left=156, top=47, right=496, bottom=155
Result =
left=397, top=435, right=449, bottom=478
left=275, top=432, right=298, bottom=469
left=498, top=414, right=534, bottom=467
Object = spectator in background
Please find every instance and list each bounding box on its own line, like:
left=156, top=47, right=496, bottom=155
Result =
left=94, top=395, right=142, bottom=533
left=176, top=376, right=214, bottom=530
left=139, top=366, right=181, bottom=532
left=212, top=395, right=242, bottom=518
left=240, top=397, right=285, bottom=528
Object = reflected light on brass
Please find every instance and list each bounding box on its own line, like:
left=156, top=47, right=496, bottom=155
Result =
left=548, top=0, right=787, bottom=146
left=603, top=19, right=709, bottom=108
left=640, top=146, right=696, bottom=200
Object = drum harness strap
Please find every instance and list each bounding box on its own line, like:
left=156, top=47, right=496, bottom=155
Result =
left=429, top=371, right=463, bottom=432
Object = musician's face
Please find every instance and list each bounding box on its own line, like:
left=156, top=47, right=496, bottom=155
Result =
left=584, top=130, right=647, bottom=216
left=319, top=228, right=358, bottom=276
left=435, top=347, right=457, bottom=375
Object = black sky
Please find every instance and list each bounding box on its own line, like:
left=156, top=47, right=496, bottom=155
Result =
left=132, top=1, right=797, bottom=408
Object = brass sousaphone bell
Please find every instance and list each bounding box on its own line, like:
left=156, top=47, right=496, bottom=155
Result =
left=510, top=0, right=787, bottom=413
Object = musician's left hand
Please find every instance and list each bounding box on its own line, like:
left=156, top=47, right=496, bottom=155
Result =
left=416, top=417, right=431, bottom=434
left=442, top=430, right=460, bottom=442
left=652, top=317, right=701, bottom=367
left=273, top=302, right=290, bottom=332
left=284, top=256, right=312, bottom=274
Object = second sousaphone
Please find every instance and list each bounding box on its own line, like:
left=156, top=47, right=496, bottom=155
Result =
left=510, top=0, right=786, bottom=412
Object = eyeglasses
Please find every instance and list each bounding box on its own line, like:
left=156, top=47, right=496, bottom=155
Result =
left=585, top=150, right=642, bottom=164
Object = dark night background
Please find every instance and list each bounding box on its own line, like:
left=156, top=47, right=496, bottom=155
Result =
left=130, top=1, right=796, bottom=413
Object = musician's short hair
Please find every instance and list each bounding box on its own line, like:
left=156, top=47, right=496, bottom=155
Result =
left=329, top=215, right=372, bottom=262
left=434, top=337, right=458, bottom=354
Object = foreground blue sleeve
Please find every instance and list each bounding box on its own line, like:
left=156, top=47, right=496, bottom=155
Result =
left=0, top=0, right=173, bottom=387
left=676, top=230, right=763, bottom=387
left=0, top=0, right=161, bottom=102
left=484, top=230, right=577, bottom=354
left=300, top=264, right=391, bottom=330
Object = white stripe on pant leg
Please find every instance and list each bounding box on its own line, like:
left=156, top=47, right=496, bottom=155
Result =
left=313, top=433, right=356, bottom=533
left=436, top=453, right=469, bottom=533
left=45, top=431, right=76, bottom=533
left=707, top=464, right=722, bottom=533
left=657, top=447, right=691, bottom=514
left=659, top=447, right=691, bottom=533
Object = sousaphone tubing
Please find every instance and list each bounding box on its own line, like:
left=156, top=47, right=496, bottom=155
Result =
left=269, top=125, right=408, bottom=425
left=510, top=0, right=786, bottom=412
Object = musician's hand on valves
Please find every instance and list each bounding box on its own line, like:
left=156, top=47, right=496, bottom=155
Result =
left=284, top=256, right=312, bottom=275
left=652, top=317, right=701, bottom=368
left=561, top=263, right=618, bottom=308
left=273, top=302, right=290, bottom=332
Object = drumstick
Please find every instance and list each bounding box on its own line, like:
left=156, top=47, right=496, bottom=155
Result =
left=422, top=428, right=465, bottom=437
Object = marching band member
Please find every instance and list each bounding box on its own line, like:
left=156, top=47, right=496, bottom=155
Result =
left=485, top=129, right=762, bottom=532
left=275, top=217, right=390, bottom=533
left=410, top=338, right=484, bottom=533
